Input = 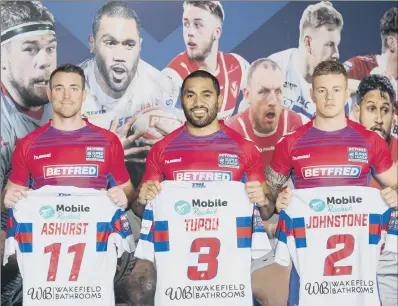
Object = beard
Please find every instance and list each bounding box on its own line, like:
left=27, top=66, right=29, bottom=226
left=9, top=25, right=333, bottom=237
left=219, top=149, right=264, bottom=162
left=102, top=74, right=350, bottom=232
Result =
left=95, top=54, right=139, bottom=93
left=187, top=35, right=215, bottom=62
left=9, top=78, right=49, bottom=108
left=182, top=102, right=218, bottom=128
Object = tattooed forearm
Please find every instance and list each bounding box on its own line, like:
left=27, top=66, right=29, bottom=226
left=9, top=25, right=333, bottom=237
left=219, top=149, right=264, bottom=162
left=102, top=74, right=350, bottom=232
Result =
left=264, top=166, right=289, bottom=203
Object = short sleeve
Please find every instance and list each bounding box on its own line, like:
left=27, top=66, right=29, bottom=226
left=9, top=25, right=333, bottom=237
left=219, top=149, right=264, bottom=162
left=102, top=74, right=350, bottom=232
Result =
left=109, top=209, right=135, bottom=258
left=8, top=140, right=30, bottom=186
left=243, top=142, right=266, bottom=182
left=371, top=133, right=394, bottom=175
left=134, top=201, right=155, bottom=262
left=269, top=136, right=292, bottom=176
left=142, top=144, right=163, bottom=182
left=109, top=135, right=130, bottom=186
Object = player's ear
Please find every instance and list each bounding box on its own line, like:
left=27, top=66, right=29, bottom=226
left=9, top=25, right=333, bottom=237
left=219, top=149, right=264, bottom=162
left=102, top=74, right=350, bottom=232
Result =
left=214, top=24, right=222, bottom=41
left=243, top=88, right=250, bottom=105
left=352, top=104, right=360, bottom=122
left=387, top=35, right=397, bottom=52
left=304, top=35, right=312, bottom=54
left=88, top=34, right=95, bottom=53
left=217, top=93, right=223, bottom=109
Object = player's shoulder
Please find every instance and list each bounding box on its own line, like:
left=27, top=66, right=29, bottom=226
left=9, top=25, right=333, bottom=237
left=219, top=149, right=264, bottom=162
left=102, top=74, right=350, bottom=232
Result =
left=17, top=122, right=51, bottom=149
left=347, top=119, right=383, bottom=143
left=85, top=120, right=120, bottom=144
left=268, top=48, right=296, bottom=62
left=166, top=51, right=187, bottom=69
left=221, top=121, right=256, bottom=149
left=344, top=54, right=377, bottom=70
left=151, top=125, right=186, bottom=153
left=222, top=52, right=249, bottom=67
left=278, top=119, right=312, bottom=145
left=285, top=108, right=302, bottom=120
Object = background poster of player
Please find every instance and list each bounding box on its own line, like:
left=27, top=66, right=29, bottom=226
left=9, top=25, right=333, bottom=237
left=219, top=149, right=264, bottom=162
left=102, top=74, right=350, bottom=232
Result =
left=1, top=1, right=396, bottom=306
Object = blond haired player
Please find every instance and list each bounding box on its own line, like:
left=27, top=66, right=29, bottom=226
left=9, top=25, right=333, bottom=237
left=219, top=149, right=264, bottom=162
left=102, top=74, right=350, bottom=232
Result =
left=163, top=1, right=250, bottom=120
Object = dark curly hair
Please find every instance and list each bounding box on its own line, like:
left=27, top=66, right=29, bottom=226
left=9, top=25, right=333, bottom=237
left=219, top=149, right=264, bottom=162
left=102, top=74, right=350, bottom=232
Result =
left=356, top=74, right=395, bottom=105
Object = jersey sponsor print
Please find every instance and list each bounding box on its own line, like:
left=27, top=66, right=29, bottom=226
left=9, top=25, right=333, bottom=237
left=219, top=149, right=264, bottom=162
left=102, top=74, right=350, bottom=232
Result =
left=3, top=186, right=135, bottom=306
left=135, top=181, right=271, bottom=306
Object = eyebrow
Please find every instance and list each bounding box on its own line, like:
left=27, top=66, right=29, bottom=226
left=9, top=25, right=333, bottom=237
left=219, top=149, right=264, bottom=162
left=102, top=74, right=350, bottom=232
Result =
left=22, top=38, right=56, bottom=45
left=53, top=84, right=81, bottom=88
left=183, top=18, right=203, bottom=22
left=365, top=100, right=391, bottom=106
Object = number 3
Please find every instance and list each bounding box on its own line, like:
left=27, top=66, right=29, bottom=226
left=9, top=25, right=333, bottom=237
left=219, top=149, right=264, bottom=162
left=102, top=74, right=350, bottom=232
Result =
left=187, top=238, right=220, bottom=281
left=324, top=234, right=355, bottom=276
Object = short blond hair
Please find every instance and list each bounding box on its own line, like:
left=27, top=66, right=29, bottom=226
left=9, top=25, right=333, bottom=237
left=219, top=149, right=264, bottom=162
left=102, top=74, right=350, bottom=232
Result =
left=299, top=1, right=343, bottom=38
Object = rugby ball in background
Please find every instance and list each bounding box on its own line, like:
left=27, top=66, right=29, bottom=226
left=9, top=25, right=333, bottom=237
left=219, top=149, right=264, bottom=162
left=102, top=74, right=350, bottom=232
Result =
left=131, top=107, right=183, bottom=146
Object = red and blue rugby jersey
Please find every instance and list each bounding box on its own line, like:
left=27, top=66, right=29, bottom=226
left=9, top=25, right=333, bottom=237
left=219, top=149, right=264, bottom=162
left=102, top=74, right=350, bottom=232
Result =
left=9, top=119, right=129, bottom=189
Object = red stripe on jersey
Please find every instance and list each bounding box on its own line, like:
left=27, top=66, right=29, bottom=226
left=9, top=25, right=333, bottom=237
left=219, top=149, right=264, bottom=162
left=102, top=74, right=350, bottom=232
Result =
left=15, top=232, right=32, bottom=243
left=369, top=223, right=382, bottom=236
left=277, top=219, right=292, bottom=236
left=113, top=219, right=122, bottom=232
left=154, top=230, right=169, bottom=242
left=236, top=227, right=252, bottom=238
left=97, top=231, right=111, bottom=243
left=293, top=227, right=306, bottom=239
left=6, top=217, right=13, bottom=230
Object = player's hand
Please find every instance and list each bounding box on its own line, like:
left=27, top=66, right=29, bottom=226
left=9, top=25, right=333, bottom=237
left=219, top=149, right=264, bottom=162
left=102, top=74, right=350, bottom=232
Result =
left=381, top=187, right=397, bottom=208
left=110, top=117, right=151, bottom=163
left=276, top=188, right=292, bottom=213
left=107, top=186, right=128, bottom=209
left=138, top=181, right=161, bottom=205
left=245, top=181, right=267, bottom=207
left=3, top=186, right=29, bottom=208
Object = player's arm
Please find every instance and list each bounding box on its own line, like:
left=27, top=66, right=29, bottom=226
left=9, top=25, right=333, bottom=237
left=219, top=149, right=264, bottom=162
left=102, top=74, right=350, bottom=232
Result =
left=264, top=137, right=292, bottom=210
left=132, top=145, right=163, bottom=218
left=244, top=142, right=274, bottom=220
left=343, top=58, right=363, bottom=94
left=371, top=134, right=398, bottom=207
left=3, top=141, right=30, bottom=209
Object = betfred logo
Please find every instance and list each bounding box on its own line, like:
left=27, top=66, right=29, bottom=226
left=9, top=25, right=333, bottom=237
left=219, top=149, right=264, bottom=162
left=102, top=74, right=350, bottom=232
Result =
left=44, top=165, right=98, bottom=178
left=302, top=165, right=361, bottom=179
left=173, top=170, right=232, bottom=181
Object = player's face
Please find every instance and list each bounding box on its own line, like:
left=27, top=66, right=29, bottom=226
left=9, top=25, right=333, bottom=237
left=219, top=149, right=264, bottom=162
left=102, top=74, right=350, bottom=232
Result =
left=183, top=5, right=221, bottom=62
left=309, top=27, right=341, bottom=72
left=48, top=72, right=87, bottom=119
left=181, top=77, right=221, bottom=128
left=92, top=16, right=141, bottom=94
left=245, top=68, right=283, bottom=133
left=311, top=73, right=350, bottom=119
left=355, top=90, right=393, bottom=142
left=1, top=33, right=57, bottom=107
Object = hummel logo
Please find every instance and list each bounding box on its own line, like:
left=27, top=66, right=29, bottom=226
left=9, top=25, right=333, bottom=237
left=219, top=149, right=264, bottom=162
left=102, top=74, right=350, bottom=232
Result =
left=34, top=153, right=51, bottom=160
left=165, top=158, right=182, bottom=164
left=292, top=154, right=310, bottom=160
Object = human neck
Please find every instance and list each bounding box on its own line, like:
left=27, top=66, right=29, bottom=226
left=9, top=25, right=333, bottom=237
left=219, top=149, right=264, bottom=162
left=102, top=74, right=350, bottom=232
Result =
left=2, top=79, right=43, bottom=111
left=313, top=114, right=347, bottom=132
left=297, top=47, right=313, bottom=84
left=193, top=47, right=218, bottom=74
left=94, top=62, right=125, bottom=99
left=51, top=114, right=86, bottom=131
left=382, top=52, right=398, bottom=80
left=186, top=120, right=220, bottom=136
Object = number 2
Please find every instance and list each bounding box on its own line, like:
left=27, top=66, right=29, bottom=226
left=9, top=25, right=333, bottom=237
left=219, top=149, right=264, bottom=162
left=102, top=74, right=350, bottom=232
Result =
left=187, top=238, right=220, bottom=280
left=324, top=234, right=354, bottom=276
left=44, top=243, right=86, bottom=281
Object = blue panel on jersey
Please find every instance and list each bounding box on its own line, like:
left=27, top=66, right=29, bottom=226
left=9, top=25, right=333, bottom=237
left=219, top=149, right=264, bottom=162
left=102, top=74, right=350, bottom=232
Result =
left=18, top=223, right=32, bottom=233
left=236, top=216, right=252, bottom=227
left=154, top=241, right=170, bottom=252
left=292, top=217, right=305, bottom=228
left=288, top=264, right=300, bottom=306
left=19, top=243, right=32, bottom=253
left=369, top=234, right=381, bottom=245
left=154, top=221, right=169, bottom=231
left=143, top=209, right=154, bottom=222
left=382, top=209, right=393, bottom=227
left=237, top=237, right=252, bottom=248
left=275, top=229, right=287, bottom=243
left=107, top=174, right=117, bottom=188
left=139, top=230, right=154, bottom=243
left=294, top=238, right=307, bottom=248
left=96, top=242, right=108, bottom=252
left=97, top=222, right=111, bottom=232
left=369, top=213, right=381, bottom=225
